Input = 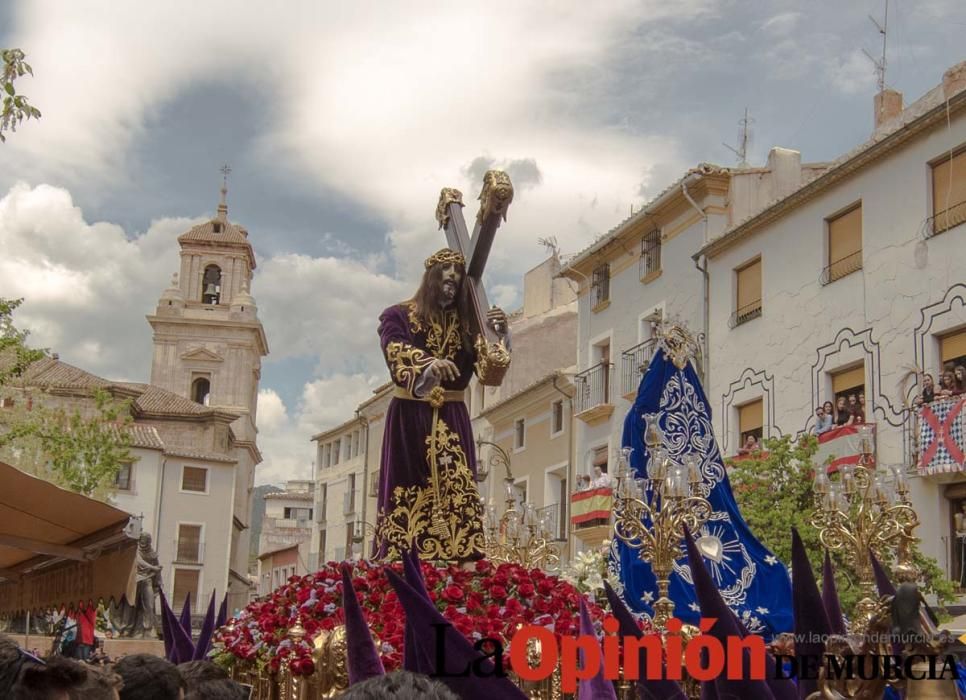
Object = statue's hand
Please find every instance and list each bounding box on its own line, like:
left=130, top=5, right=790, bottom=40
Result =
left=429, top=358, right=460, bottom=383
left=487, top=306, right=507, bottom=335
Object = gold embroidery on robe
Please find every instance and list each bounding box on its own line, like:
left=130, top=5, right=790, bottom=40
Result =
left=385, top=341, right=434, bottom=394
left=375, top=416, right=484, bottom=561
left=404, top=302, right=462, bottom=361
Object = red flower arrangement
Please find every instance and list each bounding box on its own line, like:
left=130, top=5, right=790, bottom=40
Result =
left=211, top=559, right=634, bottom=677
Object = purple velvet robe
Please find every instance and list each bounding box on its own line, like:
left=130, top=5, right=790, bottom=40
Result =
left=372, top=302, right=486, bottom=562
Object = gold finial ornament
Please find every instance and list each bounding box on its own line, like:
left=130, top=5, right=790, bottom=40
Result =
left=424, top=248, right=466, bottom=270
left=436, top=188, right=465, bottom=230
left=477, top=170, right=514, bottom=223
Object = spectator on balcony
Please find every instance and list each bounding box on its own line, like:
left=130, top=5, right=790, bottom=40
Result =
left=814, top=406, right=833, bottom=435
left=591, top=465, right=614, bottom=490
left=914, top=374, right=936, bottom=407
left=737, top=434, right=759, bottom=456
left=834, top=396, right=852, bottom=426
left=954, top=365, right=966, bottom=395
left=576, top=475, right=591, bottom=492
left=938, top=369, right=958, bottom=399
left=848, top=394, right=865, bottom=424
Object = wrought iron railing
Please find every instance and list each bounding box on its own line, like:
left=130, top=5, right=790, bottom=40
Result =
left=728, top=300, right=762, bottom=328
left=820, top=250, right=863, bottom=285
left=536, top=502, right=567, bottom=541
left=639, top=232, right=661, bottom=279
left=574, top=363, right=614, bottom=414
left=927, top=199, right=966, bottom=238
left=621, top=339, right=655, bottom=395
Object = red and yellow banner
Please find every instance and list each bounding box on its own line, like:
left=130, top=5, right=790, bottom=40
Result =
left=570, top=487, right=613, bottom=525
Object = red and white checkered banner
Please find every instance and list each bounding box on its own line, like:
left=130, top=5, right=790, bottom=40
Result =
left=918, top=396, right=966, bottom=476
left=817, top=423, right=875, bottom=474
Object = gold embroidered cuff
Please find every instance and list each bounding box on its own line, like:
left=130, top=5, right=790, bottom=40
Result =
left=385, top=341, right=435, bottom=394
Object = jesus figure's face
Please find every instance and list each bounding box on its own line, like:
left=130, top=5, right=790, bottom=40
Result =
left=438, top=262, right=463, bottom=307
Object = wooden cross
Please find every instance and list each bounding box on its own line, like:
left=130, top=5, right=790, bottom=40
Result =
left=435, top=170, right=514, bottom=354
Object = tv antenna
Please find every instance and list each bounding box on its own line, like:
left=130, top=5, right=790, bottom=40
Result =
left=862, top=0, right=889, bottom=93
left=723, top=107, right=754, bottom=166
left=537, top=236, right=560, bottom=258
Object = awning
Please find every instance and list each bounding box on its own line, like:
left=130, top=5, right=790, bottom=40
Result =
left=0, top=460, right=138, bottom=614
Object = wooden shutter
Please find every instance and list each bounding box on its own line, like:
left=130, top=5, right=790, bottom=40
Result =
left=828, top=205, right=863, bottom=265
left=593, top=446, right=608, bottom=467
left=173, top=569, right=199, bottom=611
left=933, top=150, right=966, bottom=232
left=181, top=466, right=207, bottom=492
left=736, top=259, right=762, bottom=312
left=738, top=400, right=763, bottom=434
left=832, top=365, right=865, bottom=394
left=177, top=525, right=202, bottom=562
left=941, top=330, right=966, bottom=363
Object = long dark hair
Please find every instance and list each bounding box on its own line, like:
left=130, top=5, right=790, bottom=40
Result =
left=409, top=263, right=473, bottom=346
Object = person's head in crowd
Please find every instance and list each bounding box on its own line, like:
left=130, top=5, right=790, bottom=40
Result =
left=579, top=474, right=591, bottom=488
left=11, top=656, right=88, bottom=700
left=743, top=434, right=757, bottom=449
left=955, top=365, right=966, bottom=390
left=338, top=670, right=460, bottom=699
left=184, top=678, right=249, bottom=700
left=823, top=400, right=834, bottom=416
left=69, top=664, right=123, bottom=700
left=593, top=465, right=603, bottom=479
left=815, top=406, right=825, bottom=421
left=847, top=394, right=858, bottom=409
left=177, top=660, right=227, bottom=691
left=858, top=392, right=865, bottom=407
left=923, top=374, right=935, bottom=392
left=115, top=654, right=185, bottom=700
left=835, top=396, right=848, bottom=414
left=0, top=634, right=27, bottom=696
left=941, top=369, right=956, bottom=392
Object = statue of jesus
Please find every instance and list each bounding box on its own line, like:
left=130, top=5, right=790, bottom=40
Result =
left=372, top=247, right=509, bottom=562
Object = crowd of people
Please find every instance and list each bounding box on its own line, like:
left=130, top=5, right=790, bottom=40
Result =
left=576, top=465, right=615, bottom=491
left=0, top=633, right=253, bottom=700
left=915, top=363, right=966, bottom=406
left=813, top=392, right=868, bottom=435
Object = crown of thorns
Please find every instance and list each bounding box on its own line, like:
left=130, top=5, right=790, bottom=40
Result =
left=424, top=248, right=466, bottom=269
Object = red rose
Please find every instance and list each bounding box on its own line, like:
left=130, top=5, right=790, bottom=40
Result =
left=536, top=579, right=554, bottom=596
left=442, top=585, right=465, bottom=603
left=517, top=583, right=535, bottom=598
left=489, top=585, right=508, bottom=600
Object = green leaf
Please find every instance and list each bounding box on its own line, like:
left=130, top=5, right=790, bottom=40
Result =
left=3, top=83, right=14, bottom=96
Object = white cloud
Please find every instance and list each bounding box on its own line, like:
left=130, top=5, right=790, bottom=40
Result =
left=760, top=12, right=802, bottom=36
left=827, top=49, right=877, bottom=96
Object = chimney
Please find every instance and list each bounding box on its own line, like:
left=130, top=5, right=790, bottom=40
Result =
left=874, top=88, right=903, bottom=130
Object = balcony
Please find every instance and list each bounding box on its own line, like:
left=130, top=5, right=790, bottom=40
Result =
left=728, top=300, right=762, bottom=328
left=574, top=363, right=614, bottom=425
left=926, top=199, right=966, bottom=238
left=535, top=502, right=567, bottom=541
left=343, top=490, right=356, bottom=515
left=570, top=487, right=613, bottom=548
left=820, top=250, right=863, bottom=285
left=912, top=396, right=966, bottom=477
left=621, top=340, right=655, bottom=398
left=174, top=540, right=204, bottom=564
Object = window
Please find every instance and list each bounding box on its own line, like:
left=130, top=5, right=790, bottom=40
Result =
left=733, top=258, right=762, bottom=326
left=932, top=148, right=966, bottom=235
left=319, top=530, right=327, bottom=560
left=284, top=507, right=312, bottom=521
left=825, top=204, right=863, bottom=283
left=941, top=329, right=966, bottom=368
left=0, top=397, right=13, bottom=408
left=323, top=443, right=330, bottom=468
left=514, top=419, right=526, bottom=450
left=202, top=265, right=222, bottom=304
left=551, top=400, right=564, bottom=435
left=115, top=463, right=133, bottom=491
left=831, top=364, right=865, bottom=403
left=191, top=377, right=211, bottom=405
left=176, top=524, right=202, bottom=563
left=345, top=521, right=358, bottom=551
left=318, top=484, right=327, bottom=522
left=332, top=439, right=340, bottom=465
left=592, top=445, right=608, bottom=474
left=344, top=473, right=356, bottom=514
left=181, top=466, right=208, bottom=493
left=368, top=471, right=379, bottom=497
left=640, top=230, right=661, bottom=280
left=343, top=438, right=351, bottom=462
left=591, top=264, right=610, bottom=309
left=738, top=399, right=764, bottom=445
left=172, top=568, right=200, bottom=612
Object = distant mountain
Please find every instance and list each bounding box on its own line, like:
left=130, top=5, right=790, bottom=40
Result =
left=249, top=484, right=283, bottom=571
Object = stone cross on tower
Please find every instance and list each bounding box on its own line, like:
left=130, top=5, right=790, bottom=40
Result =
left=435, top=171, right=514, bottom=384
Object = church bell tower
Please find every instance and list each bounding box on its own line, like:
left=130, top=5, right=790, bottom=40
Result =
left=146, top=170, right=269, bottom=443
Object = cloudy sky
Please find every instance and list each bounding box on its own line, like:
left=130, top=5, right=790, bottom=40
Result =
left=1, top=1, right=962, bottom=484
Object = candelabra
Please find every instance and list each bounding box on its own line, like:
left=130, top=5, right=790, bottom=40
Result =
left=612, top=413, right=713, bottom=628
left=476, top=438, right=560, bottom=570
left=810, top=424, right=920, bottom=633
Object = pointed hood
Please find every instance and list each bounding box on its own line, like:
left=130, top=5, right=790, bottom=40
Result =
left=683, top=528, right=782, bottom=700
left=577, top=597, right=617, bottom=700
left=385, top=568, right=527, bottom=700
left=602, top=582, right=686, bottom=700
left=401, top=548, right=430, bottom=671
left=179, top=592, right=192, bottom=635
left=870, top=550, right=896, bottom=596
left=341, top=564, right=386, bottom=685
left=192, top=590, right=218, bottom=661
left=821, top=551, right=847, bottom=636
left=215, top=592, right=229, bottom=631
left=791, top=529, right=832, bottom=699
left=159, top=589, right=194, bottom=664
